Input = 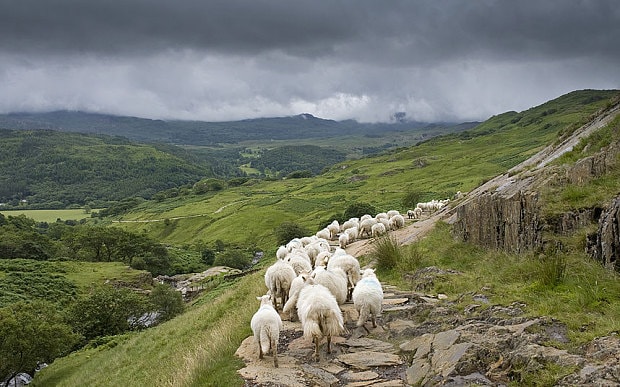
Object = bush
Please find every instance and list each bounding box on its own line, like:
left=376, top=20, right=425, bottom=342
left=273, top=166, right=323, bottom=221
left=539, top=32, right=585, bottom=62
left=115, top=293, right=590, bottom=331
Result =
left=213, top=248, right=252, bottom=270
left=343, top=202, right=378, bottom=220
left=402, top=191, right=423, bottom=210
left=372, top=234, right=422, bottom=272
left=274, top=222, right=310, bottom=246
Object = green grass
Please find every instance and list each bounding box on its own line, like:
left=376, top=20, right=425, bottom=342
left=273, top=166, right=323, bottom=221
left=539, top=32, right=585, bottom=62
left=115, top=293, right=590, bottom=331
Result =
left=0, top=208, right=97, bottom=223
left=34, top=271, right=264, bottom=387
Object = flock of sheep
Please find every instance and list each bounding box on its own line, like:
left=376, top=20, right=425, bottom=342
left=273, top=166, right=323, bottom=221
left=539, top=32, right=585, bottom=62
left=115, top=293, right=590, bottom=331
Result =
left=249, top=210, right=412, bottom=366
left=249, top=195, right=458, bottom=366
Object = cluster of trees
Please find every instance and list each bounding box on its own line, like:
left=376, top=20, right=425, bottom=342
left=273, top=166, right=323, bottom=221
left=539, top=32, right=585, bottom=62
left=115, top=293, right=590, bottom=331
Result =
left=0, top=213, right=171, bottom=275
left=250, top=145, right=347, bottom=176
left=0, top=130, right=212, bottom=209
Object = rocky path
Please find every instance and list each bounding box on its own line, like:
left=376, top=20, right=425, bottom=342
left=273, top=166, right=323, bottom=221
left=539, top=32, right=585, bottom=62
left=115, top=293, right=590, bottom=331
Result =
left=236, top=275, right=620, bottom=386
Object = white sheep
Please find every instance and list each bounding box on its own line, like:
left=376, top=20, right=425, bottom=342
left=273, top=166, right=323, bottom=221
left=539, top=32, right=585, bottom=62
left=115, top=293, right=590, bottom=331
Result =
left=296, top=278, right=345, bottom=361
left=282, top=272, right=310, bottom=321
left=276, top=245, right=288, bottom=260
left=375, top=212, right=389, bottom=221
left=360, top=214, right=373, bottom=222
left=344, top=226, right=358, bottom=243
left=286, top=252, right=313, bottom=275
left=311, top=265, right=348, bottom=305
left=341, top=218, right=359, bottom=232
left=371, top=222, right=387, bottom=238
left=388, top=214, right=405, bottom=230
left=250, top=294, right=283, bottom=367
left=327, top=252, right=361, bottom=301
left=264, top=259, right=296, bottom=311
left=315, top=228, right=331, bottom=240
left=326, top=220, right=340, bottom=240
left=314, top=250, right=331, bottom=268
left=352, top=269, right=383, bottom=330
left=387, top=210, right=400, bottom=218
left=407, top=209, right=415, bottom=219
left=358, top=218, right=377, bottom=239
left=413, top=207, right=423, bottom=219
left=338, top=233, right=349, bottom=249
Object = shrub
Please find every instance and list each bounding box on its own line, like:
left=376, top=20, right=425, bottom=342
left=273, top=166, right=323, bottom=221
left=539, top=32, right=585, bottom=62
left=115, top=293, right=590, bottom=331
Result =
left=274, top=222, right=310, bottom=246
left=149, top=284, right=185, bottom=323
left=213, top=248, right=252, bottom=270
left=343, top=202, right=378, bottom=220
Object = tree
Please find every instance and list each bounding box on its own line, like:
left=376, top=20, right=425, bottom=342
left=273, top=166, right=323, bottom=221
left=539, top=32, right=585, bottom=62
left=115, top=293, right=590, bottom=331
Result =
left=201, top=248, right=216, bottom=266
left=67, top=285, right=152, bottom=342
left=149, top=284, right=185, bottom=323
left=0, top=301, right=79, bottom=384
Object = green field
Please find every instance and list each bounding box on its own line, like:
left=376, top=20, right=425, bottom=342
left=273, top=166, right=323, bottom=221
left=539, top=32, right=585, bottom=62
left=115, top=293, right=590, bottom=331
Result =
left=0, top=208, right=97, bottom=223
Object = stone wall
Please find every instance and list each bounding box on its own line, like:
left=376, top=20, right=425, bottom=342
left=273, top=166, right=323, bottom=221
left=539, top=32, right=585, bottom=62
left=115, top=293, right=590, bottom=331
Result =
left=587, top=195, right=620, bottom=271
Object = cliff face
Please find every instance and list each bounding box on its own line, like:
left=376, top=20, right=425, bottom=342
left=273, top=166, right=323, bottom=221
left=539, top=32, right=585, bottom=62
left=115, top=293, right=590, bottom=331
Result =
left=449, top=102, right=620, bottom=262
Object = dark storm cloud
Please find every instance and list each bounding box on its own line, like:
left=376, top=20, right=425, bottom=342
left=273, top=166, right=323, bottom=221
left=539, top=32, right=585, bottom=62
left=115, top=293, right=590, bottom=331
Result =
left=0, top=0, right=618, bottom=122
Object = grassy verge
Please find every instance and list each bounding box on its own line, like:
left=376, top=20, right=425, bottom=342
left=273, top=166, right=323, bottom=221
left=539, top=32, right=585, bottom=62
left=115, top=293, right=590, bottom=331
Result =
left=369, top=222, right=620, bottom=346
left=33, top=271, right=264, bottom=386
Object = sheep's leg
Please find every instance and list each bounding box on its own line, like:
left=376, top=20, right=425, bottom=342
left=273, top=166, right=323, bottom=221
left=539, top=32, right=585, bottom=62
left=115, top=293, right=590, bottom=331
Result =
left=326, top=335, right=332, bottom=354
left=257, top=337, right=264, bottom=360
left=372, top=314, right=377, bottom=328
left=313, top=336, right=320, bottom=362
left=272, top=337, right=278, bottom=368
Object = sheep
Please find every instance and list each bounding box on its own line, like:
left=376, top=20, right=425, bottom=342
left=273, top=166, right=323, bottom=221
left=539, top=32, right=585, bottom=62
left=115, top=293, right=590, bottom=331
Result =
left=286, top=238, right=303, bottom=252
left=413, top=207, right=423, bottom=219
left=296, top=278, right=345, bottom=361
left=378, top=217, right=390, bottom=230
left=387, top=210, right=400, bottom=218
left=375, top=212, right=389, bottom=221
left=311, top=265, right=348, bottom=305
left=327, top=252, right=361, bottom=301
left=282, top=271, right=310, bottom=321
left=326, top=220, right=340, bottom=240
left=338, top=233, right=349, bottom=249
left=358, top=218, right=377, bottom=239
left=344, top=226, right=358, bottom=243
left=360, top=214, right=373, bottom=222
left=305, top=239, right=330, bottom=266
left=371, top=222, right=387, bottom=238
left=388, top=214, right=405, bottom=230
left=264, top=259, right=296, bottom=311
left=250, top=294, right=283, bottom=367
left=315, top=228, right=331, bottom=240
left=352, top=269, right=383, bottom=330
left=314, top=250, right=331, bottom=268
left=341, top=218, right=359, bottom=232
left=407, top=209, right=415, bottom=219
left=286, top=252, right=313, bottom=275
left=276, top=245, right=288, bottom=260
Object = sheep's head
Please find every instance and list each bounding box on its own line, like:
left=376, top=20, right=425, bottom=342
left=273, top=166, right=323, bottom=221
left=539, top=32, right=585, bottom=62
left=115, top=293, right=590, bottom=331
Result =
left=256, top=294, right=272, bottom=307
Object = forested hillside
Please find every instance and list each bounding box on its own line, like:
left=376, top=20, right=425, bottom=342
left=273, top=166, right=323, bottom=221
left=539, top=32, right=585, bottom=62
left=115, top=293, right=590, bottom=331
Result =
left=0, top=130, right=211, bottom=208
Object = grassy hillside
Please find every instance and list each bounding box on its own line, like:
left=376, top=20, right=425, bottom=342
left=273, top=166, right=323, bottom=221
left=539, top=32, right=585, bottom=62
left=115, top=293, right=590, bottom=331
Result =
left=111, top=90, right=619, bottom=248
left=31, top=89, right=620, bottom=386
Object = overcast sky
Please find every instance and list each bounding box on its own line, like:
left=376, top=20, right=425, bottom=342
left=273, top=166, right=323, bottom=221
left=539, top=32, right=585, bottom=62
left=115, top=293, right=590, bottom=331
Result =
left=1, top=0, right=618, bottom=123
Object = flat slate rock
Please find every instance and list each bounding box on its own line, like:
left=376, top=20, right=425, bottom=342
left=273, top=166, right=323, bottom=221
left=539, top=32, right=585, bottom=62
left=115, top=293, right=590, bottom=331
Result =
left=337, top=351, right=403, bottom=369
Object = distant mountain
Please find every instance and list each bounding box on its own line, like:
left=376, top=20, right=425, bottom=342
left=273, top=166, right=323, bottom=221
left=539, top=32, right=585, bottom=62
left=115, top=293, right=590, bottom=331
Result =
left=0, top=111, right=479, bottom=146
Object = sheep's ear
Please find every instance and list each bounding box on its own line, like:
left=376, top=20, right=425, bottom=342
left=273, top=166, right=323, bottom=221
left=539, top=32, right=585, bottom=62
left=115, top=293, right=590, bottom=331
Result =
left=256, top=296, right=262, bottom=301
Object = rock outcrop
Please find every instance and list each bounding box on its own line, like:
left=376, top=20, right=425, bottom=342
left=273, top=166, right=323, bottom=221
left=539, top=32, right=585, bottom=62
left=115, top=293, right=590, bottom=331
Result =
left=450, top=100, right=620, bottom=257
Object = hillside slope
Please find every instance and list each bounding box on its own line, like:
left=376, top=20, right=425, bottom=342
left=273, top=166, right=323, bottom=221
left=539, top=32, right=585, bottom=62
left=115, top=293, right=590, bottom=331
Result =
left=31, top=89, right=620, bottom=386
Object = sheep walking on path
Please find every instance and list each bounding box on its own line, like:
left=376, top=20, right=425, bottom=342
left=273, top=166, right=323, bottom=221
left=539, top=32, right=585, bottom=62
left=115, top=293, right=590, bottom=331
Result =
left=352, top=269, right=383, bottom=331
left=250, top=294, right=283, bottom=367
left=297, top=278, right=345, bottom=361
left=265, top=259, right=296, bottom=311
